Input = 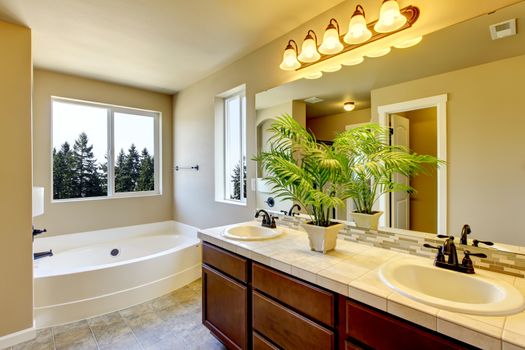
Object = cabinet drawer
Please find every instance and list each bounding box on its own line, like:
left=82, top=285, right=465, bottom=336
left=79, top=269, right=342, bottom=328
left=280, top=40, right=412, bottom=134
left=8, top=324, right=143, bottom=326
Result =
left=253, top=291, right=334, bottom=350
left=346, top=300, right=469, bottom=350
left=252, top=263, right=334, bottom=327
left=202, top=265, right=248, bottom=350
left=203, top=242, right=248, bottom=282
left=253, top=332, right=279, bottom=350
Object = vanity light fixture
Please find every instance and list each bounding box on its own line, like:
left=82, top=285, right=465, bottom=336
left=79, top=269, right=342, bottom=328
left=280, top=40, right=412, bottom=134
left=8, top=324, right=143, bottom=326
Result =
left=344, top=5, right=372, bottom=45
left=319, top=19, right=344, bottom=55
left=279, top=40, right=301, bottom=71
left=279, top=4, right=419, bottom=71
left=344, top=102, right=356, bottom=112
left=375, top=0, right=407, bottom=33
left=298, top=30, right=321, bottom=63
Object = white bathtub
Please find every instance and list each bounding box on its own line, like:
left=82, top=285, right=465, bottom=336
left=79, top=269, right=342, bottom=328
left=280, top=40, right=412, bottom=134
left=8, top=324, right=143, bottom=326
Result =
left=33, top=221, right=202, bottom=328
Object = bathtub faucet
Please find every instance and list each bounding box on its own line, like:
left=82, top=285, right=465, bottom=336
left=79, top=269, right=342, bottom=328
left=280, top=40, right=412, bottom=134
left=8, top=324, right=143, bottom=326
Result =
left=34, top=249, right=53, bottom=260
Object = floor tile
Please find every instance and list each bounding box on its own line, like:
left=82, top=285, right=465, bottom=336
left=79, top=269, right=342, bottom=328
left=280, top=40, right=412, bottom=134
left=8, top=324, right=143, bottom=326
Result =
left=53, top=320, right=98, bottom=350
left=88, top=312, right=140, bottom=350
left=12, top=328, right=54, bottom=350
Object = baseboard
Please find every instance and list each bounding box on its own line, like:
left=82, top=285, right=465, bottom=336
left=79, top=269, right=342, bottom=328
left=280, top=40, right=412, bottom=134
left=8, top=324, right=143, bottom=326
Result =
left=0, top=325, right=36, bottom=350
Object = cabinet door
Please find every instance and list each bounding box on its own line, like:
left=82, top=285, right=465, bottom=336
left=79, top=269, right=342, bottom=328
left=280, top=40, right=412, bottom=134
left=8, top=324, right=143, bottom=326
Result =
left=202, top=265, right=248, bottom=350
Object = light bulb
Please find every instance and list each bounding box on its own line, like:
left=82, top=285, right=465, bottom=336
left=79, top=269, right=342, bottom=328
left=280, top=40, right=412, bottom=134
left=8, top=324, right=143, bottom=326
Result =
left=279, top=41, right=301, bottom=71
left=344, top=5, right=372, bottom=45
left=374, top=0, right=407, bottom=33
left=319, top=19, right=344, bottom=55
left=344, top=102, right=355, bottom=111
left=298, top=31, right=320, bottom=63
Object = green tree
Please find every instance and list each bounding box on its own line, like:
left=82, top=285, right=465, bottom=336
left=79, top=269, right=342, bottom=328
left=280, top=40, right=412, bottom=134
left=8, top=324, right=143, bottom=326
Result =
left=53, top=142, right=76, bottom=199
left=114, top=149, right=131, bottom=192
left=137, top=148, right=155, bottom=191
left=230, top=158, right=246, bottom=200
left=72, top=132, right=104, bottom=197
left=126, top=144, right=141, bottom=190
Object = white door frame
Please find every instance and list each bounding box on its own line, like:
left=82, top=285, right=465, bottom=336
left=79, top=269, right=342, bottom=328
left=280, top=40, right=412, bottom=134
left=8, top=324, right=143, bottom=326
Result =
left=377, top=94, right=448, bottom=235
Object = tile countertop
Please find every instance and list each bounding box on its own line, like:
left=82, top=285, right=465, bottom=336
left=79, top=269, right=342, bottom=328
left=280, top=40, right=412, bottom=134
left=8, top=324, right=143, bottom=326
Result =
left=198, top=221, right=525, bottom=350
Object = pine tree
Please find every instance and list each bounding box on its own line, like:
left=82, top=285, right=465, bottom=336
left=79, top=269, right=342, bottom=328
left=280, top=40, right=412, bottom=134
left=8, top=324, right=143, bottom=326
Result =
left=72, top=132, right=104, bottom=197
left=126, top=144, right=141, bottom=190
left=53, top=142, right=76, bottom=199
left=114, top=149, right=130, bottom=192
left=137, top=148, right=155, bottom=191
left=230, top=158, right=247, bottom=200
left=99, top=153, right=108, bottom=194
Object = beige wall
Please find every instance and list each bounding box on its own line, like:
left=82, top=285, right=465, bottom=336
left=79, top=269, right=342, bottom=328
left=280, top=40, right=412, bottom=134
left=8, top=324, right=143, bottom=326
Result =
left=307, top=108, right=371, bottom=141
left=372, top=55, right=525, bottom=245
left=33, top=69, right=173, bottom=236
left=403, top=108, right=438, bottom=234
left=0, top=21, right=33, bottom=336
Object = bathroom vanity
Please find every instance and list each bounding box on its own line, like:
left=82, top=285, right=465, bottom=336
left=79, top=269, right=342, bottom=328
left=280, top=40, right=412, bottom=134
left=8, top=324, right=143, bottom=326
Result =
left=196, top=223, right=525, bottom=350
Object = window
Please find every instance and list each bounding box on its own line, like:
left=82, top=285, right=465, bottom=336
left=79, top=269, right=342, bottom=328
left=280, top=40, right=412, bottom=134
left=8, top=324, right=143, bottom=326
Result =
left=52, top=97, right=160, bottom=201
left=215, top=85, right=246, bottom=204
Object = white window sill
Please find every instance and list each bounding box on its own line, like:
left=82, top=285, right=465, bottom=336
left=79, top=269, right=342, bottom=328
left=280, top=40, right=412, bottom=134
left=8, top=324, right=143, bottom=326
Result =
left=51, top=191, right=162, bottom=203
left=215, top=199, right=247, bottom=207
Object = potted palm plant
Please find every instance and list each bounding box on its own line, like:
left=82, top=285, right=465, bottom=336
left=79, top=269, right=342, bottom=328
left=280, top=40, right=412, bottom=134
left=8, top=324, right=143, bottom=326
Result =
left=333, top=123, right=440, bottom=230
left=254, top=115, right=348, bottom=253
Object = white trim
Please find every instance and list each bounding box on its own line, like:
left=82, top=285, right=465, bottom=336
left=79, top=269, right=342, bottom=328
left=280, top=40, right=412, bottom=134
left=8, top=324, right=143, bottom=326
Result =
left=0, top=326, right=36, bottom=349
left=377, top=94, right=448, bottom=235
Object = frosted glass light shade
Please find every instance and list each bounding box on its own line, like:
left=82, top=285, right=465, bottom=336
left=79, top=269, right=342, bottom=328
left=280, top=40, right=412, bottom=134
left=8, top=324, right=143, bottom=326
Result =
left=298, top=36, right=320, bottom=63
left=374, top=0, right=407, bottom=33
left=344, top=12, right=372, bottom=45
left=280, top=46, right=301, bottom=71
left=319, top=26, right=343, bottom=55
left=344, top=102, right=355, bottom=111
left=32, top=187, right=44, bottom=217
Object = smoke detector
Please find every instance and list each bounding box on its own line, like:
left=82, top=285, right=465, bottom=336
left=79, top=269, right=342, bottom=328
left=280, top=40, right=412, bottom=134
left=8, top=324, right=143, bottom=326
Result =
left=489, top=19, right=517, bottom=40
left=304, top=97, right=323, bottom=104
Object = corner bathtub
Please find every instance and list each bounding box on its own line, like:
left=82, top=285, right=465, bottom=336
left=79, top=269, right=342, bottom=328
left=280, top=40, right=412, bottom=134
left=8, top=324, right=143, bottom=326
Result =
left=33, top=221, right=201, bottom=328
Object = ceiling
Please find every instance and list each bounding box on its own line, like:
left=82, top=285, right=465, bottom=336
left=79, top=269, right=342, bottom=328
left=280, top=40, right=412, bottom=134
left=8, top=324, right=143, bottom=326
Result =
left=256, top=1, right=525, bottom=118
left=0, top=0, right=345, bottom=93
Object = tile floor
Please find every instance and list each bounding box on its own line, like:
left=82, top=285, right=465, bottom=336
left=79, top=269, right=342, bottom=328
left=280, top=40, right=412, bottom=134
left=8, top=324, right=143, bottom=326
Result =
left=9, top=279, right=225, bottom=350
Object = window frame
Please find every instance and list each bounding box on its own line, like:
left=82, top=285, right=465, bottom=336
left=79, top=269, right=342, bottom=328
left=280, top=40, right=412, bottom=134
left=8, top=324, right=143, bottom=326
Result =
left=50, top=96, right=162, bottom=203
left=214, top=85, right=247, bottom=206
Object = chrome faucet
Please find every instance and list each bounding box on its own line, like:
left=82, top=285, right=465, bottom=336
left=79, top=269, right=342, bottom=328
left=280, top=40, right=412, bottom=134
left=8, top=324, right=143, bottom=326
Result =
left=255, top=209, right=277, bottom=228
left=424, top=235, right=487, bottom=274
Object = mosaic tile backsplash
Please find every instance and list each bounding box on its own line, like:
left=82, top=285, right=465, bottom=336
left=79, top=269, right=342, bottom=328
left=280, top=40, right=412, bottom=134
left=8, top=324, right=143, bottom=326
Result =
left=271, top=213, right=525, bottom=279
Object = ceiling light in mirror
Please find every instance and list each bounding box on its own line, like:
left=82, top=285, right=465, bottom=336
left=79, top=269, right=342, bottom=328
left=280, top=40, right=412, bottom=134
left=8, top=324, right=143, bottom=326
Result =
left=365, top=47, right=391, bottom=58
left=322, top=64, right=342, bottom=73
left=344, top=5, right=372, bottom=45
left=343, top=102, right=356, bottom=111
left=279, top=40, right=301, bottom=71
left=304, top=71, right=323, bottom=79
left=298, top=30, right=321, bottom=63
left=374, top=0, right=407, bottom=33
left=342, top=57, right=365, bottom=66
left=319, top=19, right=344, bottom=55
left=343, top=57, right=365, bottom=66
left=393, top=36, right=423, bottom=49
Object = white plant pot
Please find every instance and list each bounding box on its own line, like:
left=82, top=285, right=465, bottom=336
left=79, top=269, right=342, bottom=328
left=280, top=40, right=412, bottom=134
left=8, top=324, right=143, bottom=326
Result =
left=301, top=222, right=344, bottom=254
left=350, top=211, right=383, bottom=230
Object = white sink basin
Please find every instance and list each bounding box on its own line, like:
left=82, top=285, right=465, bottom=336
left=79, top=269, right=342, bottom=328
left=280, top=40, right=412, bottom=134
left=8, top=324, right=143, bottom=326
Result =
left=379, top=258, right=525, bottom=316
left=223, top=224, right=284, bottom=241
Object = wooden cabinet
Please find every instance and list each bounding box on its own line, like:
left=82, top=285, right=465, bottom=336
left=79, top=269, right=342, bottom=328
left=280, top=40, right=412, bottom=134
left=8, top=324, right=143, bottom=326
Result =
left=343, top=298, right=471, bottom=350
left=202, top=243, right=249, bottom=350
left=202, top=242, right=473, bottom=350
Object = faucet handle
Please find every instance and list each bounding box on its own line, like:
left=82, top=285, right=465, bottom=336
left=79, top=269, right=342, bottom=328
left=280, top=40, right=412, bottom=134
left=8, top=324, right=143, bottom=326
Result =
left=472, top=239, right=494, bottom=247
left=437, top=234, right=454, bottom=240
left=461, top=250, right=488, bottom=274
left=270, top=216, right=278, bottom=228
left=423, top=244, right=445, bottom=263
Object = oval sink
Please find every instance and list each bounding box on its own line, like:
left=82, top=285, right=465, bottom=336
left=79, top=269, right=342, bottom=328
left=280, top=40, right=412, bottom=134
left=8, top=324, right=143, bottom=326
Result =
left=379, top=258, right=525, bottom=316
left=223, top=224, right=284, bottom=241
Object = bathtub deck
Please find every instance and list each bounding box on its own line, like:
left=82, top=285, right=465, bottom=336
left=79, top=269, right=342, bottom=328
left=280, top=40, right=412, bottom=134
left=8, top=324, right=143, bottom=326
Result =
left=11, top=279, right=224, bottom=350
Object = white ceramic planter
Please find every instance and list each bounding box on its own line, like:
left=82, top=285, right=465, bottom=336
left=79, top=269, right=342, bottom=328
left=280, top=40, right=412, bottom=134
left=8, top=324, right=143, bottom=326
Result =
left=301, top=222, right=344, bottom=254
left=350, top=211, right=383, bottom=230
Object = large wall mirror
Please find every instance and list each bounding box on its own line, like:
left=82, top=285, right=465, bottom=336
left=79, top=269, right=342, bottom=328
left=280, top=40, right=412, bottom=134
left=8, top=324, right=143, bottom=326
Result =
left=255, top=1, right=525, bottom=250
